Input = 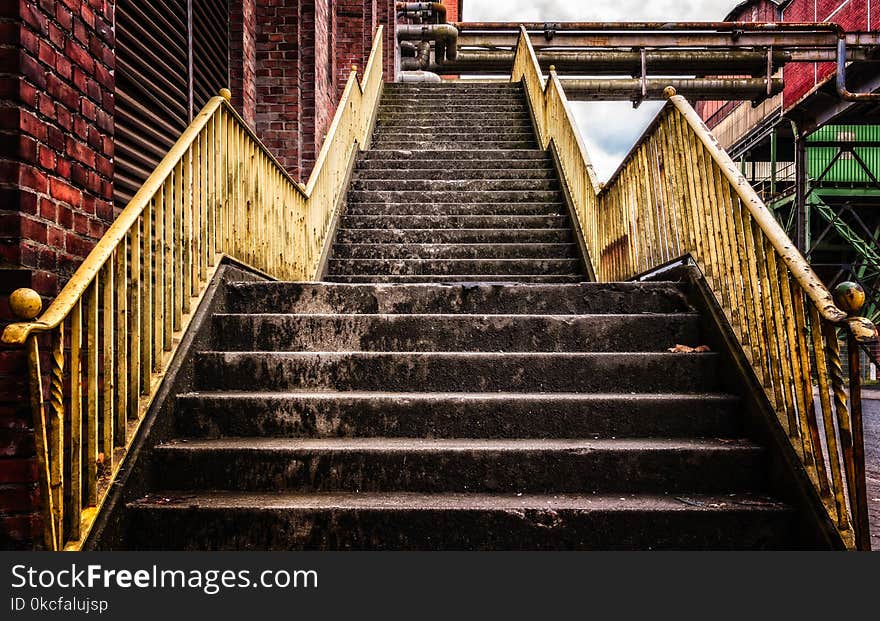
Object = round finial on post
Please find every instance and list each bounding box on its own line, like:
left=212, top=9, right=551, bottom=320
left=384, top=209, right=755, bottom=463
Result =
left=663, top=86, right=677, bottom=98
left=833, top=281, right=866, bottom=315
left=352, top=65, right=358, bottom=74
left=219, top=88, right=232, bottom=101
left=549, top=65, right=556, bottom=73
left=9, top=288, right=42, bottom=321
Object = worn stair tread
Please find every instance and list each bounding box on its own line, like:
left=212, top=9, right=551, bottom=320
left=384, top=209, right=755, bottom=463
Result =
left=156, top=436, right=759, bottom=452
left=226, top=281, right=693, bottom=315
left=330, top=243, right=577, bottom=258
left=194, top=350, right=718, bottom=392
left=325, top=275, right=586, bottom=283
left=178, top=389, right=737, bottom=401
left=212, top=311, right=700, bottom=352
left=327, top=258, right=580, bottom=276
left=130, top=490, right=787, bottom=513
left=175, top=390, right=741, bottom=438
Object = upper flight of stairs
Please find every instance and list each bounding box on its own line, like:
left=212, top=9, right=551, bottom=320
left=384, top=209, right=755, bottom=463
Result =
left=327, top=82, right=584, bottom=283
left=111, top=82, right=807, bottom=550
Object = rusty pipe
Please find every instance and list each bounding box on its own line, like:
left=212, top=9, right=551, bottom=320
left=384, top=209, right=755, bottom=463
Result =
left=558, top=77, right=784, bottom=101
left=836, top=37, right=880, bottom=101
left=399, top=40, right=417, bottom=57
left=426, top=49, right=790, bottom=75
left=396, top=2, right=446, bottom=24
left=397, top=23, right=459, bottom=63
left=454, top=21, right=844, bottom=33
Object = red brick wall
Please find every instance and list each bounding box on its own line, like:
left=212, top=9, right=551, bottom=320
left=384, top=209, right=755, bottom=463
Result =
left=377, top=0, right=396, bottom=79
left=254, top=0, right=303, bottom=174
left=0, top=0, right=115, bottom=550
left=700, top=0, right=879, bottom=126
left=253, top=0, right=391, bottom=179
left=336, top=1, right=378, bottom=97
left=442, top=0, right=459, bottom=22
left=230, top=0, right=257, bottom=126
left=310, top=0, right=336, bottom=174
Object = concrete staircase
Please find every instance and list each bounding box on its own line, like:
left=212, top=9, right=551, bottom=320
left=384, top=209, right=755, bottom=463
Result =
left=327, top=82, right=583, bottom=283
left=122, top=83, right=797, bottom=549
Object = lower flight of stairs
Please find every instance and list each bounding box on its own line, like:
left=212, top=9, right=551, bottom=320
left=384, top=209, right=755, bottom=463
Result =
left=125, top=281, right=794, bottom=550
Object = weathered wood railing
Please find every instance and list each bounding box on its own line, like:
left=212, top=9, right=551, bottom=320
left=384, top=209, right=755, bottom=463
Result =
left=513, top=26, right=878, bottom=549
left=2, top=27, right=384, bottom=551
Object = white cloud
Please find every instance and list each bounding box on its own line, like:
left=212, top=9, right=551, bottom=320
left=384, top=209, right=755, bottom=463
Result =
left=462, top=0, right=740, bottom=179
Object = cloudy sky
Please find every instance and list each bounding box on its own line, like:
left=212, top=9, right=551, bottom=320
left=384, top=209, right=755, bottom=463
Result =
left=463, top=1, right=740, bottom=179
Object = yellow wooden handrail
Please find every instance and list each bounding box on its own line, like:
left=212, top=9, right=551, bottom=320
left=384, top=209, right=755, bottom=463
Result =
left=513, top=25, right=877, bottom=549
left=2, top=27, right=384, bottom=551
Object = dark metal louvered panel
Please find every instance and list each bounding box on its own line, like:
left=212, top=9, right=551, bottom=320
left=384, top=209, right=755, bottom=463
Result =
left=192, top=0, right=230, bottom=112
left=114, top=0, right=189, bottom=206
left=114, top=0, right=229, bottom=207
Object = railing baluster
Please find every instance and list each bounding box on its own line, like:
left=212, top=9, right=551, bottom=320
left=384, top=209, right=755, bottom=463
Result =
left=141, top=202, right=152, bottom=394
left=102, top=259, right=115, bottom=468
left=163, top=176, right=173, bottom=351
left=115, top=238, right=127, bottom=442
left=69, top=300, right=82, bottom=541
left=49, top=325, right=64, bottom=548
left=793, top=290, right=830, bottom=495
left=153, top=187, right=164, bottom=370
left=129, top=222, right=141, bottom=416
left=86, top=280, right=99, bottom=506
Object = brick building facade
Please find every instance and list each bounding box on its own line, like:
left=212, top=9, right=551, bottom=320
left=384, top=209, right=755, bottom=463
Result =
left=698, top=0, right=879, bottom=129
left=0, top=0, right=459, bottom=550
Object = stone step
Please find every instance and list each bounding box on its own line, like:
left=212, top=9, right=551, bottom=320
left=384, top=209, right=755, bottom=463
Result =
left=339, top=215, right=568, bottom=230
left=371, top=140, right=538, bottom=151
left=212, top=312, right=701, bottom=352
left=174, top=391, right=742, bottom=439
left=332, top=228, right=574, bottom=244
left=379, top=104, right=529, bottom=113
left=351, top=178, right=559, bottom=192
left=357, top=158, right=552, bottom=171
left=126, top=491, right=794, bottom=550
left=194, top=351, right=719, bottom=392
left=225, top=282, right=693, bottom=315
left=379, top=99, right=528, bottom=109
left=384, top=83, right=523, bottom=91
left=150, top=437, right=765, bottom=494
left=377, top=113, right=534, bottom=124
left=327, top=258, right=581, bottom=276
left=375, top=126, right=535, bottom=137
left=331, top=242, right=576, bottom=258
left=362, top=149, right=547, bottom=161
left=347, top=190, right=563, bottom=205
left=354, top=168, right=556, bottom=180
left=344, top=203, right=566, bottom=216
left=325, top=275, right=586, bottom=283
left=375, top=119, right=535, bottom=131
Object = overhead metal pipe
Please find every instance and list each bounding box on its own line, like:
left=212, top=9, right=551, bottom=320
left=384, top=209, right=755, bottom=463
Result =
left=419, top=49, right=790, bottom=75
left=396, top=2, right=446, bottom=23
left=558, top=77, right=784, bottom=101
left=398, top=70, right=442, bottom=83
left=836, top=37, right=880, bottom=101
left=397, top=23, right=459, bottom=63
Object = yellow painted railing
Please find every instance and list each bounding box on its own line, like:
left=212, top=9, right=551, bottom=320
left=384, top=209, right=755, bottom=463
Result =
left=2, top=27, right=384, bottom=551
left=513, top=26, right=878, bottom=549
